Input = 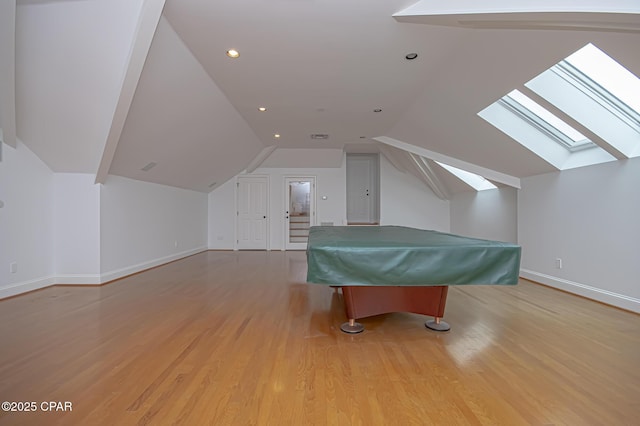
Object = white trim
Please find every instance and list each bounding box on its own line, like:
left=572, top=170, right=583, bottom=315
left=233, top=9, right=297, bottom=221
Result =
left=0, top=1, right=16, bottom=149
left=0, top=276, right=56, bottom=299
left=55, top=274, right=101, bottom=285
left=374, top=136, right=521, bottom=189
left=392, top=2, right=640, bottom=33
left=499, top=91, right=595, bottom=152
left=95, top=0, right=167, bottom=184
left=245, top=146, right=277, bottom=173
left=518, top=86, right=625, bottom=160
left=284, top=175, right=316, bottom=250
left=0, top=249, right=208, bottom=299
left=410, top=155, right=450, bottom=199
left=520, top=268, right=640, bottom=313
left=555, top=58, right=640, bottom=133
left=378, top=145, right=408, bottom=174
left=99, top=247, right=207, bottom=283
left=235, top=175, right=270, bottom=250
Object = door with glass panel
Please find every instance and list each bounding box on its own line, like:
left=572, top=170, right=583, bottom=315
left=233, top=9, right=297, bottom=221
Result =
left=284, top=177, right=315, bottom=250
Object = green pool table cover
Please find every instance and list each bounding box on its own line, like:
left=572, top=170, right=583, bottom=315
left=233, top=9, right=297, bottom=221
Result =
left=306, top=226, right=521, bottom=286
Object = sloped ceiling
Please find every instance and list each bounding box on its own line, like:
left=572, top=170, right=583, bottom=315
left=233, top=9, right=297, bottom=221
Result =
left=385, top=28, right=640, bottom=178
left=15, top=0, right=144, bottom=172
left=10, top=0, right=640, bottom=193
left=0, top=0, right=16, bottom=149
left=108, top=16, right=264, bottom=191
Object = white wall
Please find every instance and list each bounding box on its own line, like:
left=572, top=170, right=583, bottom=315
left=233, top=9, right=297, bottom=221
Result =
left=53, top=173, right=101, bottom=283
left=209, top=153, right=453, bottom=249
left=16, top=0, right=145, bottom=173
left=257, top=166, right=348, bottom=250
left=380, top=155, right=450, bottom=231
left=209, top=164, right=348, bottom=250
left=0, top=141, right=54, bottom=298
left=100, top=175, right=208, bottom=281
left=0, top=162, right=208, bottom=297
left=450, top=187, right=518, bottom=243
left=208, top=178, right=237, bottom=249
left=519, top=157, right=640, bottom=312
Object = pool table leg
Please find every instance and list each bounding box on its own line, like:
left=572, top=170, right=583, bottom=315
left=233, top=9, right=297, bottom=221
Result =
left=340, top=318, right=364, bottom=334
left=425, top=316, right=450, bottom=332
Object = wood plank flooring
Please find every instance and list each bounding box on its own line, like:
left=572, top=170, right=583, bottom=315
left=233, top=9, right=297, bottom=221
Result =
left=0, top=250, right=638, bottom=425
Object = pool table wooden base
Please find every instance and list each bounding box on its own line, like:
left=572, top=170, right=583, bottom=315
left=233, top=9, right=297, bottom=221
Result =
left=339, top=285, right=450, bottom=333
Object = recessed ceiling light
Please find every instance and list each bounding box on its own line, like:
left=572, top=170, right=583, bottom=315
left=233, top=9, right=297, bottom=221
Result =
left=274, top=134, right=281, bottom=138
left=374, top=108, right=382, bottom=113
left=258, top=107, right=266, bottom=112
left=405, top=53, right=418, bottom=60
left=226, top=49, right=240, bottom=58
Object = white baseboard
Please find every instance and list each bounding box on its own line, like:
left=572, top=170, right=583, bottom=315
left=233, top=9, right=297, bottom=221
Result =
left=1, top=248, right=208, bottom=299
left=208, top=245, right=234, bottom=250
left=0, top=276, right=56, bottom=299
left=55, top=274, right=102, bottom=285
left=99, top=247, right=207, bottom=284
left=520, top=269, right=640, bottom=313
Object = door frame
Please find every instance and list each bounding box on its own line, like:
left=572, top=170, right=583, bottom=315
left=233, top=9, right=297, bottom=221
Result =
left=235, top=175, right=270, bottom=250
left=284, top=176, right=316, bottom=250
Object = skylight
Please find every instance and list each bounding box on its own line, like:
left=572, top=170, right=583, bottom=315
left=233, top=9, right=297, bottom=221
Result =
left=479, top=42, right=640, bottom=170
left=526, top=43, right=640, bottom=159
left=500, top=90, right=594, bottom=152
left=564, top=43, right=640, bottom=117
left=435, top=162, right=497, bottom=191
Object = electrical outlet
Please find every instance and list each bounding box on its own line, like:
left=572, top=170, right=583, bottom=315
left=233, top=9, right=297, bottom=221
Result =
left=555, top=258, right=562, bottom=269
left=174, top=240, right=178, bottom=248
left=10, top=262, right=17, bottom=273
left=217, top=236, right=224, bottom=241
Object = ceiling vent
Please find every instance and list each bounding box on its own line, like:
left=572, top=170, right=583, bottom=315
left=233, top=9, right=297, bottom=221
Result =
left=140, top=162, right=157, bottom=172
left=310, top=134, right=329, bottom=140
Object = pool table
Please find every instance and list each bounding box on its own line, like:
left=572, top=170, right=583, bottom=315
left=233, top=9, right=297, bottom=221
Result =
left=306, top=226, right=521, bottom=333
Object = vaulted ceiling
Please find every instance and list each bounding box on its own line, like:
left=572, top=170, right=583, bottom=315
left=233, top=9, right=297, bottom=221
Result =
left=4, top=0, right=640, bottom=193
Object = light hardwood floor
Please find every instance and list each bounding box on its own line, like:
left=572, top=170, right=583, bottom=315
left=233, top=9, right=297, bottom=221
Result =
left=0, top=250, right=638, bottom=425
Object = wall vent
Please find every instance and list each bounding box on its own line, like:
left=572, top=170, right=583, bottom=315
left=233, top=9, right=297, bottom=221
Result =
left=311, top=134, right=329, bottom=140
left=141, top=162, right=157, bottom=172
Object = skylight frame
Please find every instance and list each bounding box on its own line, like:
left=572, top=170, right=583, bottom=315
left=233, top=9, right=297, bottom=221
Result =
left=524, top=42, right=640, bottom=159
left=478, top=42, right=640, bottom=169
left=498, top=90, right=595, bottom=152
left=551, top=59, right=640, bottom=134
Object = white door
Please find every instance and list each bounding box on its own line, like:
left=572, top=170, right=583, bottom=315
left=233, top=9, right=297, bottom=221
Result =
left=237, top=176, right=268, bottom=250
left=285, top=177, right=315, bottom=250
left=346, top=154, right=378, bottom=224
